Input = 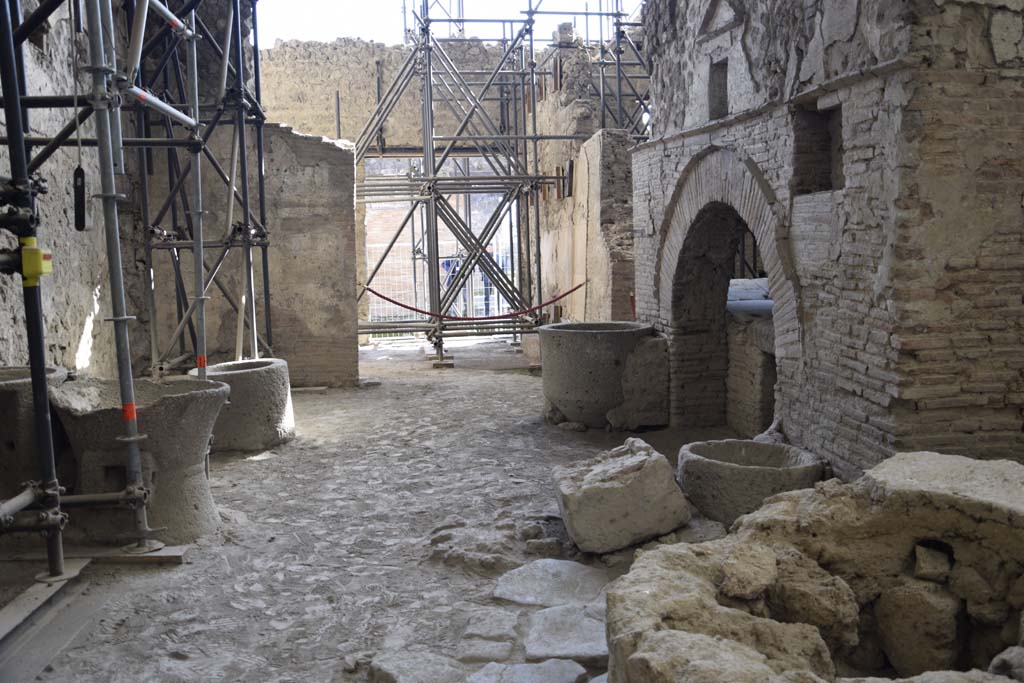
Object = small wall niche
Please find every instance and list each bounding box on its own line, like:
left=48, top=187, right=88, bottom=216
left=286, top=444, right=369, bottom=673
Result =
left=708, top=59, right=729, bottom=121
left=792, top=104, right=845, bottom=195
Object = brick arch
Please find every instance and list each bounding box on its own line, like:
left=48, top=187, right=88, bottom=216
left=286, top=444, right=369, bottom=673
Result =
left=654, top=146, right=803, bottom=426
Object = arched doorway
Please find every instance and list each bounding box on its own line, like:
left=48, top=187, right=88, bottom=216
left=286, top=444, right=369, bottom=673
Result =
left=669, top=202, right=775, bottom=430
left=653, top=147, right=802, bottom=432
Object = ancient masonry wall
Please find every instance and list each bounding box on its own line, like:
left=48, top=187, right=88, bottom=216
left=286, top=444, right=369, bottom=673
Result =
left=259, top=38, right=504, bottom=147
left=0, top=3, right=118, bottom=376
left=534, top=38, right=634, bottom=322
left=635, top=0, right=1024, bottom=476
left=147, top=124, right=358, bottom=387
left=635, top=0, right=904, bottom=478
left=726, top=317, right=776, bottom=438
left=889, top=6, right=1024, bottom=458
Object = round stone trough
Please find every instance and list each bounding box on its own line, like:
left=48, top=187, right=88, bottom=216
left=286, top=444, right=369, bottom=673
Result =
left=50, top=378, right=229, bottom=545
left=0, top=366, right=69, bottom=499
left=538, top=322, right=656, bottom=428
left=677, top=439, right=826, bottom=525
left=190, top=358, right=295, bottom=453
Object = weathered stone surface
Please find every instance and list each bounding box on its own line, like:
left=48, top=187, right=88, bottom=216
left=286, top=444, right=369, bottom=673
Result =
left=875, top=578, right=964, bottom=676
left=524, top=605, right=608, bottom=666
left=463, top=608, right=520, bottom=641
left=493, top=559, right=609, bottom=606
left=456, top=638, right=513, bottom=663
left=429, top=524, right=522, bottom=576
left=623, top=630, right=829, bottom=683
left=369, top=651, right=465, bottom=683
left=606, top=540, right=835, bottom=683
left=554, top=438, right=690, bottom=554
left=467, top=659, right=587, bottom=683
left=916, top=545, right=953, bottom=583
left=990, top=646, right=1024, bottom=681
left=606, top=454, right=1024, bottom=683
left=766, top=547, right=860, bottom=651
left=841, top=672, right=1012, bottom=683
left=606, top=337, right=670, bottom=430
left=719, top=543, right=778, bottom=600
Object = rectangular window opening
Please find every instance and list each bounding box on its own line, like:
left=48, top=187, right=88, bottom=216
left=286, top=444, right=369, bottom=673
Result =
left=709, top=59, right=729, bottom=120
left=792, top=104, right=845, bottom=195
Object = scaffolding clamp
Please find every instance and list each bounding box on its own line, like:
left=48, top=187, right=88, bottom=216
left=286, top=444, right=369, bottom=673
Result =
left=19, top=237, right=53, bottom=287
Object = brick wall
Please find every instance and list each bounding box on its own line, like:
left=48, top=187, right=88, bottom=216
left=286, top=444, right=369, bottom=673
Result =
left=727, top=317, right=777, bottom=438
left=634, top=0, right=1024, bottom=476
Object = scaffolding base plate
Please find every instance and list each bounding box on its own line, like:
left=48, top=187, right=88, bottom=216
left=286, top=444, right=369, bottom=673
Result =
left=0, top=559, right=91, bottom=643
left=9, top=545, right=190, bottom=566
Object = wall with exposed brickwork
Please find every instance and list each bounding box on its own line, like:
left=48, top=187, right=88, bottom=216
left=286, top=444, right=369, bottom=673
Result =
left=635, top=0, right=1024, bottom=477
left=727, top=317, right=776, bottom=438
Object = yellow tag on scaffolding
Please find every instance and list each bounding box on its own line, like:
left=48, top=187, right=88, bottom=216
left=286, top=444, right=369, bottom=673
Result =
left=20, top=237, right=53, bottom=287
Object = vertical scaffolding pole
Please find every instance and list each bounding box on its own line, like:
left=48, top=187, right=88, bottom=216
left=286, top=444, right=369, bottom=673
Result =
left=231, top=0, right=258, bottom=359
left=614, top=4, right=624, bottom=128
left=251, top=0, right=272, bottom=350
left=83, top=0, right=155, bottom=549
left=0, top=0, right=64, bottom=577
left=527, top=1, right=543, bottom=310
left=421, top=0, right=443, bottom=360
left=186, top=8, right=206, bottom=378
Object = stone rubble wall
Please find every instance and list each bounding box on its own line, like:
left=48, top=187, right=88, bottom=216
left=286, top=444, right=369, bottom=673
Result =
left=535, top=40, right=635, bottom=322
left=0, top=3, right=118, bottom=376
left=146, top=124, right=358, bottom=387
left=259, top=37, right=505, bottom=147
left=633, top=0, right=1024, bottom=477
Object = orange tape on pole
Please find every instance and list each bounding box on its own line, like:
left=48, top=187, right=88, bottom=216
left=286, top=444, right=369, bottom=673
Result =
left=122, top=402, right=137, bottom=422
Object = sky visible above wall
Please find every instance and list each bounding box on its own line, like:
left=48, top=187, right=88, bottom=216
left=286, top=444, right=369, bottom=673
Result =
left=257, top=0, right=641, bottom=48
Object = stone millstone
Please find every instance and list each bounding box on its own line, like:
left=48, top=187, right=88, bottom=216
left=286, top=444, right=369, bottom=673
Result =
left=50, top=377, right=230, bottom=545
left=467, top=659, right=588, bottom=683
left=191, top=358, right=295, bottom=453
left=554, top=438, right=691, bottom=554
left=493, top=559, right=609, bottom=606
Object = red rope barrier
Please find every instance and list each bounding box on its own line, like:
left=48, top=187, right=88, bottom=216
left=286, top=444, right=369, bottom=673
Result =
left=362, top=282, right=587, bottom=322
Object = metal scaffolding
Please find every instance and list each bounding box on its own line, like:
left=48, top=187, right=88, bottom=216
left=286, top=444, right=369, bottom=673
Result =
left=0, top=0, right=270, bottom=578
left=356, top=0, right=650, bottom=360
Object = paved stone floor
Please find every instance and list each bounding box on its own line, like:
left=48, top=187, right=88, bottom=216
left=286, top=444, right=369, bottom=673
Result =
left=2, top=339, right=729, bottom=682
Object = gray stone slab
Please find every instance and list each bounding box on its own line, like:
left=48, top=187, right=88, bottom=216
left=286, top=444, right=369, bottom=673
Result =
left=524, top=605, right=609, bottom=666
left=369, top=651, right=465, bottom=683
left=493, top=559, right=609, bottom=607
left=467, top=659, right=588, bottom=683
left=463, top=608, right=520, bottom=641
left=456, top=638, right=514, bottom=663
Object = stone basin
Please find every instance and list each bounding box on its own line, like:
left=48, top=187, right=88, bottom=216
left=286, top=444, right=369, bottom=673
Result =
left=538, top=322, right=666, bottom=429
left=190, top=358, right=295, bottom=453
left=0, top=366, right=69, bottom=499
left=677, top=439, right=826, bottom=525
left=50, top=378, right=229, bottom=544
